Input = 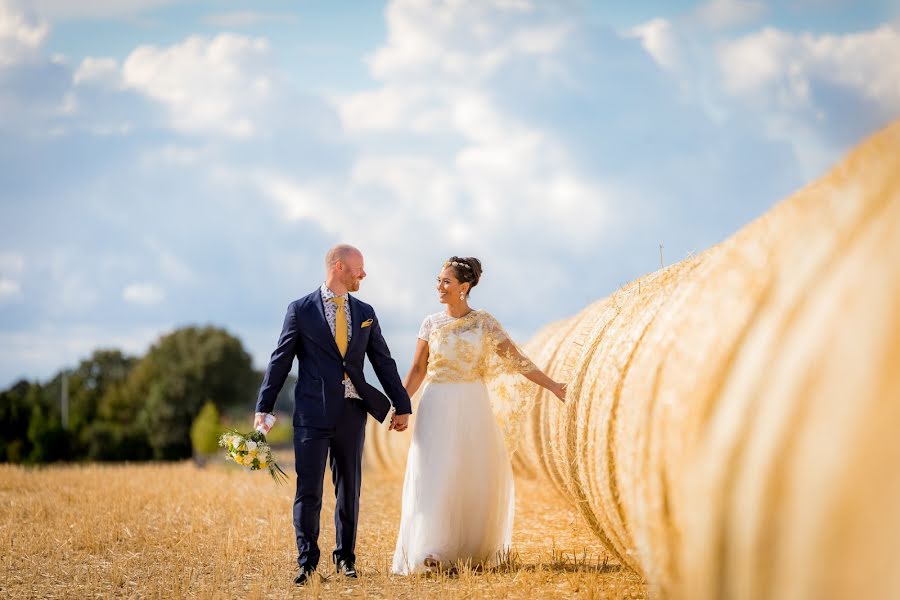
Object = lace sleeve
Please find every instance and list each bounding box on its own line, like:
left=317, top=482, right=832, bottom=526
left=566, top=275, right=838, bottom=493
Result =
left=417, top=315, right=432, bottom=341
left=479, top=312, right=540, bottom=454
left=482, top=313, right=538, bottom=375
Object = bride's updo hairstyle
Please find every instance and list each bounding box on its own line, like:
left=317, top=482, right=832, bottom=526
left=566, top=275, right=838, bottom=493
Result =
left=444, top=256, right=483, bottom=297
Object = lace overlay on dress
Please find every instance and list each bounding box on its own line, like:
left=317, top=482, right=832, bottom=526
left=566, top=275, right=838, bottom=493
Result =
left=421, top=310, right=539, bottom=453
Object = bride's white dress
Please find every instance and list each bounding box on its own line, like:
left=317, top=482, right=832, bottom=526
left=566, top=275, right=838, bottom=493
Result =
left=391, top=309, right=537, bottom=575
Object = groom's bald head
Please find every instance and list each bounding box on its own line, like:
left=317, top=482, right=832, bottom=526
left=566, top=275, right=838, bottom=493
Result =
left=325, top=244, right=366, bottom=293
left=325, top=244, right=362, bottom=269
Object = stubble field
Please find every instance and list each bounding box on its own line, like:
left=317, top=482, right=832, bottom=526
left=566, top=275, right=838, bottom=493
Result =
left=0, top=461, right=645, bottom=599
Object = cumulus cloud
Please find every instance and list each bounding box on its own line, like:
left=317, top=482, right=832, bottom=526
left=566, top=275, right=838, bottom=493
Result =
left=73, top=56, right=119, bottom=86
left=628, top=18, right=682, bottom=71
left=336, top=0, right=614, bottom=259
left=120, top=34, right=275, bottom=137
left=368, top=0, right=572, bottom=82
left=0, top=0, right=48, bottom=66
left=715, top=23, right=900, bottom=177
left=719, top=25, right=900, bottom=112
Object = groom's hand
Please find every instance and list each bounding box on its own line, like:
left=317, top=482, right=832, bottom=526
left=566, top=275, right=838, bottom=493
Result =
left=389, top=413, right=409, bottom=432
left=253, top=413, right=266, bottom=430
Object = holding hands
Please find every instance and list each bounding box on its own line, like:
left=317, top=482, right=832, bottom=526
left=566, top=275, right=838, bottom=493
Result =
left=389, top=413, right=410, bottom=432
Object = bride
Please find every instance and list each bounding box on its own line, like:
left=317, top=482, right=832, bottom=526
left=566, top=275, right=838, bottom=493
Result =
left=391, top=256, right=567, bottom=575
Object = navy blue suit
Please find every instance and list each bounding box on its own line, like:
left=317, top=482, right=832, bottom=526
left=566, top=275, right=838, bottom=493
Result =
left=256, top=289, right=412, bottom=569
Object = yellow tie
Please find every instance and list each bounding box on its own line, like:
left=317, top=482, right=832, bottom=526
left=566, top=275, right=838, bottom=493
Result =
left=332, top=297, right=348, bottom=357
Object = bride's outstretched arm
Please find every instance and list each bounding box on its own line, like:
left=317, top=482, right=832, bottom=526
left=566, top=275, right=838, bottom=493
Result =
left=403, top=338, right=430, bottom=398
left=495, top=337, right=567, bottom=402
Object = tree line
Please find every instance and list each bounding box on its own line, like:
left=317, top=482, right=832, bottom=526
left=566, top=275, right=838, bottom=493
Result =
left=0, top=326, right=294, bottom=463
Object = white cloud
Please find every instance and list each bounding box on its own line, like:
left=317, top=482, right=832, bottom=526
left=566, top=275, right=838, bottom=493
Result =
left=338, top=85, right=454, bottom=133
left=123, top=282, right=165, bottom=305
left=334, top=1, right=613, bottom=257
left=368, top=0, right=571, bottom=82
left=252, top=171, right=337, bottom=225
left=0, top=0, right=49, bottom=66
left=715, top=24, right=900, bottom=178
left=120, top=33, right=275, bottom=137
left=694, top=0, right=767, bottom=30
left=718, top=25, right=900, bottom=112
left=351, top=155, right=459, bottom=213
left=203, top=11, right=298, bottom=28
left=0, top=277, right=22, bottom=300
left=629, top=18, right=682, bottom=71
left=73, top=56, right=120, bottom=86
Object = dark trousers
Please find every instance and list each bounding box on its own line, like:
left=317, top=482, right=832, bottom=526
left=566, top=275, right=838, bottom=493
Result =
left=292, top=404, right=367, bottom=569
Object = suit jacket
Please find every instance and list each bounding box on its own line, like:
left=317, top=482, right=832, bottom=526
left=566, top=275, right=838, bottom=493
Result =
left=255, top=289, right=412, bottom=427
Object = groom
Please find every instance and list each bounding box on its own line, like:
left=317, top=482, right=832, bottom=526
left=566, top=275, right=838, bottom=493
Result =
left=254, top=244, right=411, bottom=585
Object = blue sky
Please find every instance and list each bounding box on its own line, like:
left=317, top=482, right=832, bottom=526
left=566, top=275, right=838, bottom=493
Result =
left=1, top=0, right=899, bottom=388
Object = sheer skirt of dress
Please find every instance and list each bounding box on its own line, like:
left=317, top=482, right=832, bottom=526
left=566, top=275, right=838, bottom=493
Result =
left=391, top=380, right=515, bottom=575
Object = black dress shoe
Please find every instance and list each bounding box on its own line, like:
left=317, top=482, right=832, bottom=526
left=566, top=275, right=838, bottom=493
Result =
left=335, top=558, right=358, bottom=578
left=294, top=567, right=317, bottom=585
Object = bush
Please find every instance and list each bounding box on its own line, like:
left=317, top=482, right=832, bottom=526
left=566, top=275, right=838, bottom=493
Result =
left=190, top=401, right=222, bottom=457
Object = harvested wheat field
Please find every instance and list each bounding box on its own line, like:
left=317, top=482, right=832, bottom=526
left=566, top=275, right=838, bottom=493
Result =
left=0, top=461, right=646, bottom=599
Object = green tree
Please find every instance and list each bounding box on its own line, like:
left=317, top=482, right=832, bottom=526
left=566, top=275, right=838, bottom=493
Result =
left=68, top=350, right=136, bottom=429
left=124, top=326, right=257, bottom=460
left=0, top=380, right=34, bottom=462
left=56, top=350, right=139, bottom=457
left=85, top=379, right=153, bottom=461
left=26, top=385, right=70, bottom=463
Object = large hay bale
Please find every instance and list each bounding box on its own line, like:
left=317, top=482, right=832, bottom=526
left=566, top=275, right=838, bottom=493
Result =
left=512, top=121, right=900, bottom=598
left=362, top=121, right=900, bottom=599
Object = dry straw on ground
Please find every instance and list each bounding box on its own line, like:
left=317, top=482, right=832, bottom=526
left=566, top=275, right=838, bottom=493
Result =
left=0, top=462, right=645, bottom=599
left=365, top=121, right=900, bottom=599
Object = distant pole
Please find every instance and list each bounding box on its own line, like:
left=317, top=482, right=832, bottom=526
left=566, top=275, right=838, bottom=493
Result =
left=659, top=243, right=664, bottom=269
left=61, top=371, right=69, bottom=430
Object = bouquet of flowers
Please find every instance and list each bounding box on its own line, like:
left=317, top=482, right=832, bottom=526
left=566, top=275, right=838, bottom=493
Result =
left=219, top=415, right=289, bottom=484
